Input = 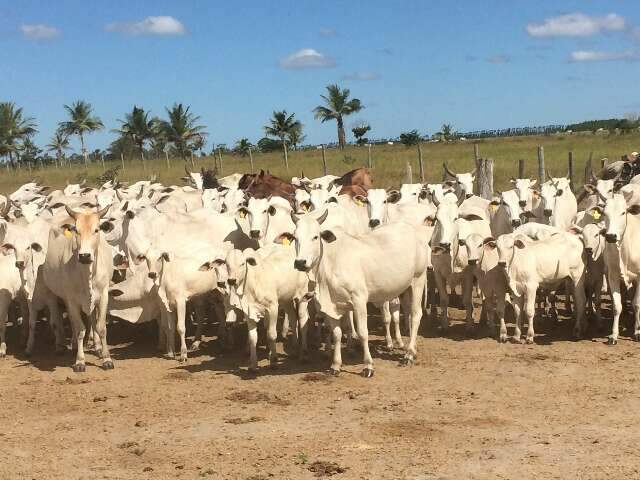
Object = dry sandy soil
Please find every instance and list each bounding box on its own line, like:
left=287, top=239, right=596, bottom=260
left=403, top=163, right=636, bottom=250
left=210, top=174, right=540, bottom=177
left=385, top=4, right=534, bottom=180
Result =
left=1, top=304, right=639, bottom=480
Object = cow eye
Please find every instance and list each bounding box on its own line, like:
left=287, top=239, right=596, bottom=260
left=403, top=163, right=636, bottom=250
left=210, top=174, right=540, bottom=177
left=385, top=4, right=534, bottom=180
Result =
left=313, top=235, right=319, bottom=240
left=383, top=200, right=387, bottom=204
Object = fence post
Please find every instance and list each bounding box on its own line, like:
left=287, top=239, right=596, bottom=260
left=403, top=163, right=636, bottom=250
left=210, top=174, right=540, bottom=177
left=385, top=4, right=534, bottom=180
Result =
left=120, top=153, right=125, bottom=171
left=537, top=146, right=545, bottom=184
left=417, top=142, right=425, bottom=182
left=473, top=143, right=480, bottom=161
left=601, top=157, right=608, bottom=169
left=405, top=161, right=413, bottom=183
left=518, top=159, right=525, bottom=179
left=218, top=149, right=224, bottom=175
left=321, top=145, right=327, bottom=175
left=248, top=147, right=254, bottom=173
left=101, top=154, right=105, bottom=172
left=583, top=156, right=593, bottom=185
left=568, top=151, right=574, bottom=191
left=475, top=158, right=494, bottom=200
left=165, top=151, right=171, bottom=170
left=367, top=143, right=372, bottom=169
left=190, top=152, right=195, bottom=169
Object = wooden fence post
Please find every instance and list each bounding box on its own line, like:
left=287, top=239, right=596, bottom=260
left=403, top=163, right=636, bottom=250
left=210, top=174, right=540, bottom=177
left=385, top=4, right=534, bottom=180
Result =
left=165, top=151, right=170, bottom=170
left=120, top=153, right=125, bottom=171
left=583, top=156, right=593, bottom=185
left=248, top=147, right=254, bottom=173
left=537, top=146, right=545, bottom=184
left=405, top=161, right=413, bottom=183
left=190, top=152, right=195, bottom=169
left=417, top=143, right=425, bottom=182
left=367, top=143, right=372, bottom=169
left=473, top=143, right=480, bottom=161
left=474, top=157, right=494, bottom=199
left=518, top=159, right=525, bottom=179
left=218, top=149, right=224, bottom=175
left=101, top=154, right=105, bottom=172
left=568, top=151, right=574, bottom=191
left=321, top=145, right=327, bottom=175
left=601, top=158, right=608, bottom=169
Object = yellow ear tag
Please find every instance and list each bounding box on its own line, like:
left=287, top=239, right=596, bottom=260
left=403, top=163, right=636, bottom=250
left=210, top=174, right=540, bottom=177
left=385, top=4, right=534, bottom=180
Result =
left=489, top=203, right=498, bottom=213
left=282, top=237, right=291, bottom=246
left=592, top=210, right=601, bottom=220
left=64, top=228, right=73, bottom=238
left=355, top=199, right=364, bottom=207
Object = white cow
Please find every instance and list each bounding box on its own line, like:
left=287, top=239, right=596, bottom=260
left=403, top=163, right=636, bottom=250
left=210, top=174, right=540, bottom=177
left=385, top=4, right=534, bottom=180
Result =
left=238, top=197, right=295, bottom=246
left=443, top=163, right=475, bottom=202
left=533, top=177, right=577, bottom=230
left=288, top=210, right=428, bottom=376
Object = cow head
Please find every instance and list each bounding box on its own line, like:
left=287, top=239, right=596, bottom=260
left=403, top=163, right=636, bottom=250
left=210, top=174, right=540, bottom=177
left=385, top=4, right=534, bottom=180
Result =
left=220, top=188, right=246, bottom=214
left=495, top=233, right=528, bottom=268
left=497, top=190, right=525, bottom=228
left=443, top=162, right=476, bottom=200
left=398, top=183, right=422, bottom=204
left=464, top=233, right=496, bottom=266
left=431, top=197, right=459, bottom=254
left=289, top=209, right=334, bottom=273
left=223, top=248, right=257, bottom=294
left=294, top=188, right=312, bottom=213
left=364, top=188, right=401, bottom=229
left=134, top=248, right=171, bottom=283
left=595, top=193, right=640, bottom=244
left=64, top=205, right=111, bottom=264
left=510, top=178, right=536, bottom=208
left=237, top=197, right=278, bottom=240
left=583, top=179, right=615, bottom=206
left=571, top=223, right=604, bottom=261
left=9, top=182, right=49, bottom=205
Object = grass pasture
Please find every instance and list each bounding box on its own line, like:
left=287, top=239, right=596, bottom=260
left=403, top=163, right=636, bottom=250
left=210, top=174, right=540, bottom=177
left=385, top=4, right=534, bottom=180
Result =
left=1, top=131, right=639, bottom=194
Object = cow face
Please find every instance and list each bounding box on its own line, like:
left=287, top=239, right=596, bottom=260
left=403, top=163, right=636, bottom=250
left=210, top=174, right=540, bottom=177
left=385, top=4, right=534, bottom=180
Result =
left=496, top=233, right=528, bottom=267
left=224, top=249, right=257, bottom=294
left=597, top=193, right=640, bottom=244
left=292, top=210, right=334, bottom=272
left=539, top=183, right=559, bottom=218
left=220, top=188, right=246, bottom=214
left=431, top=198, right=459, bottom=253
left=511, top=178, right=536, bottom=208
left=9, top=183, right=48, bottom=205
left=575, top=223, right=605, bottom=260
left=135, top=248, right=170, bottom=283
left=445, top=173, right=474, bottom=200
left=309, top=188, right=337, bottom=212
left=365, top=189, right=401, bottom=229
left=584, top=179, right=615, bottom=206
left=64, top=205, right=111, bottom=264
left=398, top=183, right=422, bottom=204
left=202, top=189, right=225, bottom=211
left=500, top=190, right=524, bottom=228
left=239, top=197, right=277, bottom=240
left=294, top=189, right=311, bottom=213
left=463, top=233, right=485, bottom=266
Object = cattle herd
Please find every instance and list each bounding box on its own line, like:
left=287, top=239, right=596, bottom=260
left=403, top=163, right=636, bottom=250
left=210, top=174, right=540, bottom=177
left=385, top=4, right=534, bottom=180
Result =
left=1, top=155, right=640, bottom=377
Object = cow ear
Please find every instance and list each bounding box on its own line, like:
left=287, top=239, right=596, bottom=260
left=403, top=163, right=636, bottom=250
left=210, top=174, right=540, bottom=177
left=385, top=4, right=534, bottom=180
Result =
left=528, top=179, right=536, bottom=187
left=246, top=257, right=257, bottom=266
left=628, top=204, right=640, bottom=215
left=482, top=237, right=497, bottom=250
left=510, top=177, right=516, bottom=184
left=109, top=289, right=124, bottom=297
left=1, top=243, right=14, bottom=254
left=320, top=230, right=337, bottom=243
left=387, top=190, right=401, bottom=204
left=568, top=225, right=583, bottom=235
left=532, top=190, right=540, bottom=198
left=120, top=201, right=129, bottom=212
left=424, top=216, right=435, bottom=227
left=100, top=221, right=115, bottom=233
left=212, top=259, right=226, bottom=266
left=584, top=184, right=596, bottom=194
left=443, top=180, right=456, bottom=188
left=461, top=214, right=484, bottom=221
left=30, top=242, right=43, bottom=252
left=237, top=207, right=249, bottom=219
left=274, top=232, right=295, bottom=246
left=521, top=211, right=537, bottom=219
left=353, top=195, right=368, bottom=206
left=514, top=239, right=527, bottom=249
left=327, top=196, right=338, bottom=203
left=198, top=261, right=212, bottom=271
left=161, top=252, right=171, bottom=262
left=555, top=189, right=564, bottom=196
left=134, top=254, right=146, bottom=265
left=268, top=205, right=277, bottom=216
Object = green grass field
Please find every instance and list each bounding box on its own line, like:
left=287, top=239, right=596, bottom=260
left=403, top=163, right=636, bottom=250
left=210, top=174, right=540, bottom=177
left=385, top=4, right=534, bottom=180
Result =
left=1, top=131, right=638, bottom=195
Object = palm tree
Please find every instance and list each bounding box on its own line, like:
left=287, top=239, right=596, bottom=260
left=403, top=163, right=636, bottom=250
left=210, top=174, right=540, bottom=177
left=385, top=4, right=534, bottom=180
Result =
left=235, top=138, right=253, bottom=157
left=313, top=84, right=364, bottom=149
left=157, top=103, right=207, bottom=163
left=59, top=100, right=103, bottom=166
left=46, top=131, right=71, bottom=167
left=0, top=102, right=37, bottom=168
left=440, top=123, right=454, bottom=141
left=113, top=106, right=157, bottom=167
left=287, top=124, right=306, bottom=150
left=264, top=110, right=302, bottom=170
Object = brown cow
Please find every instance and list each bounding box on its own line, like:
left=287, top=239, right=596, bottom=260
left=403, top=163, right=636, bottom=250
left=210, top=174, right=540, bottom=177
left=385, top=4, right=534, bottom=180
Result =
left=332, top=167, right=373, bottom=195
left=242, top=170, right=296, bottom=203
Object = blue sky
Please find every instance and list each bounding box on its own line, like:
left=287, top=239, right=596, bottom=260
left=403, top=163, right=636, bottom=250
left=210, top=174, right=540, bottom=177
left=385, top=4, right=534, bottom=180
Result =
left=2, top=0, right=640, bottom=152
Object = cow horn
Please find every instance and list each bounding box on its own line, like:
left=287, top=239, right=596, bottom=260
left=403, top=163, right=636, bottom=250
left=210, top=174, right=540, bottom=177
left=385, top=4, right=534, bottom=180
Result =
left=97, top=205, right=110, bottom=218
left=64, top=205, right=78, bottom=220
left=545, top=168, right=552, bottom=181
left=136, top=185, right=144, bottom=200
left=443, top=162, right=457, bottom=178
left=0, top=199, right=11, bottom=218
left=184, top=165, right=191, bottom=175
left=470, top=167, right=477, bottom=177
left=317, top=209, right=329, bottom=225
left=80, top=179, right=87, bottom=187
left=290, top=211, right=299, bottom=225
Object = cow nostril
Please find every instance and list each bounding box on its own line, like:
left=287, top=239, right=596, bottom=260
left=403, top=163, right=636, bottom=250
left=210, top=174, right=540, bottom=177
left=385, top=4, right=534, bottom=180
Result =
left=293, top=259, right=307, bottom=271
left=584, top=248, right=593, bottom=255
left=15, top=261, right=24, bottom=269
left=78, top=253, right=92, bottom=264
left=148, top=272, right=157, bottom=279
left=458, top=240, right=466, bottom=247
left=468, top=259, right=477, bottom=265
left=543, top=209, right=552, bottom=217
left=217, top=281, right=226, bottom=288
left=518, top=201, right=526, bottom=208
left=249, top=230, right=260, bottom=239
left=498, top=261, right=507, bottom=267
left=227, top=278, right=236, bottom=286
left=511, top=220, right=521, bottom=228
left=369, top=219, right=380, bottom=228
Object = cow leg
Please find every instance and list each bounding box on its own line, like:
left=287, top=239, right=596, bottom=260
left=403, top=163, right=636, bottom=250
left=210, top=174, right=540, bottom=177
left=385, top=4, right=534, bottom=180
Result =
left=353, top=299, right=373, bottom=377
left=296, top=299, right=310, bottom=361
left=267, top=304, right=280, bottom=368
left=157, top=316, right=167, bottom=353
left=565, top=279, right=573, bottom=315
left=191, top=299, right=207, bottom=351
left=495, top=290, right=508, bottom=343
left=95, top=292, right=113, bottom=369
left=328, top=317, right=342, bottom=375
left=524, top=287, right=537, bottom=344
left=571, top=275, right=587, bottom=339
left=0, top=295, right=8, bottom=358
left=345, top=311, right=359, bottom=348
left=512, top=295, right=524, bottom=342
left=390, top=298, right=404, bottom=349
left=463, top=273, right=475, bottom=335
left=246, top=318, right=259, bottom=373
left=607, top=273, right=622, bottom=345
left=402, top=273, right=426, bottom=365
left=163, top=309, right=176, bottom=359
left=632, top=283, right=640, bottom=342
left=380, top=301, right=394, bottom=350
left=433, top=272, right=449, bottom=332
left=67, top=304, right=86, bottom=372
left=176, top=298, right=188, bottom=362
left=279, top=312, right=290, bottom=341
left=25, top=301, right=39, bottom=356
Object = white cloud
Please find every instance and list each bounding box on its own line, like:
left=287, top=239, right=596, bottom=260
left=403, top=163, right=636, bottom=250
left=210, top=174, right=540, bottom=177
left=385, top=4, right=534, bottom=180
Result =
left=487, top=54, right=511, bottom=64
left=569, top=50, right=637, bottom=62
left=105, top=16, right=186, bottom=36
left=20, top=24, right=60, bottom=40
left=279, top=48, right=335, bottom=69
left=342, top=72, right=380, bottom=81
left=527, top=13, right=625, bottom=37
left=319, top=28, right=336, bottom=37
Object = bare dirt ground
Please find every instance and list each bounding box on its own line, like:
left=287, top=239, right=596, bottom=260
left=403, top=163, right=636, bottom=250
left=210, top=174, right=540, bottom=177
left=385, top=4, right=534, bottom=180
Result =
left=1, top=304, right=640, bottom=480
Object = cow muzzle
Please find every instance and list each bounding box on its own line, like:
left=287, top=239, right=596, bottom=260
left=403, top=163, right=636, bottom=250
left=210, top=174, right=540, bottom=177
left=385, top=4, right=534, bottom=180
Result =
left=217, top=281, right=226, bottom=289
left=518, top=200, right=527, bottom=208
left=14, top=260, right=25, bottom=270
left=465, top=194, right=473, bottom=199
left=468, top=259, right=477, bottom=266
left=227, top=278, right=237, bottom=286
left=543, top=209, right=552, bottom=217
left=249, top=230, right=261, bottom=239
left=148, top=272, right=157, bottom=280
left=498, top=261, right=507, bottom=268
left=604, top=233, right=617, bottom=244
left=584, top=247, right=593, bottom=256
left=439, top=242, right=451, bottom=252
left=294, top=259, right=308, bottom=271
left=369, top=219, right=380, bottom=228
left=511, top=219, right=521, bottom=228
left=78, top=253, right=93, bottom=264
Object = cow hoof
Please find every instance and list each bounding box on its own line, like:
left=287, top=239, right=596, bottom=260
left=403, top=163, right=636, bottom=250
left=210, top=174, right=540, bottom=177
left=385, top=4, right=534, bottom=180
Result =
left=163, top=353, right=175, bottom=360
left=178, top=356, right=188, bottom=364
left=72, top=363, right=86, bottom=373
left=384, top=343, right=394, bottom=352
left=102, top=360, right=114, bottom=370
left=607, top=337, right=618, bottom=346
left=329, top=367, right=340, bottom=377
left=361, top=368, right=374, bottom=378
left=190, top=341, right=201, bottom=351
left=509, top=337, right=521, bottom=344
left=0, top=352, right=5, bottom=359
left=525, top=337, right=534, bottom=345
left=499, top=335, right=508, bottom=344
left=400, top=356, right=414, bottom=367
left=634, top=334, right=640, bottom=342
left=247, top=367, right=258, bottom=377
